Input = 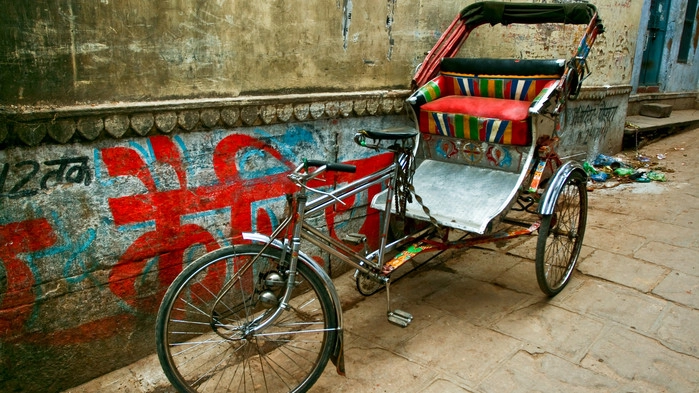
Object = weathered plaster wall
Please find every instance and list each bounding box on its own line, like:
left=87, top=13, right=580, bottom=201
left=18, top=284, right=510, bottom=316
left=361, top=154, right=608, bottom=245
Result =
left=559, top=88, right=630, bottom=158
left=0, top=1, right=642, bottom=391
left=0, top=0, right=642, bottom=160
left=631, top=0, right=652, bottom=92
left=0, top=0, right=429, bottom=106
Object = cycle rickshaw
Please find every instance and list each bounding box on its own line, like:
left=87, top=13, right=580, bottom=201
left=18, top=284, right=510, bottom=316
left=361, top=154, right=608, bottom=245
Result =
left=156, top=2, right=604, bottom=392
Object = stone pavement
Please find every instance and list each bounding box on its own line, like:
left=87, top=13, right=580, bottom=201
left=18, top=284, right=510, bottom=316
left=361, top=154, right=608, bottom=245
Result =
left=69, top=127, right=699, bottom=393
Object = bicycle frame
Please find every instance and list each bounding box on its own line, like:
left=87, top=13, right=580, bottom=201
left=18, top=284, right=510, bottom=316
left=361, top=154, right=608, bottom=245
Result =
left=225, top=146, right=423, bottom=339
left=267, top=149, right=430, bottom=287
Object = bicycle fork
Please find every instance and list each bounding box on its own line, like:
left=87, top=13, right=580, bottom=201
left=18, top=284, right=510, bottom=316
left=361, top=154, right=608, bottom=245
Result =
left=206, top=192, right=308, bottom=338
left=249, top=194, right=308, bottom=334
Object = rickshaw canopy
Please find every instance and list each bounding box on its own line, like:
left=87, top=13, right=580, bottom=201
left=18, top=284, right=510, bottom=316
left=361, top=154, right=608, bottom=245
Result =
left=460, top=2, right=602, bottom=28
left=413, top=1, right=604, bottom=88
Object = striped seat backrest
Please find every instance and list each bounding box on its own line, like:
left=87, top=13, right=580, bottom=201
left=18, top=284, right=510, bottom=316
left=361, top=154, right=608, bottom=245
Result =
left=441, top=73, right=558, bottom=101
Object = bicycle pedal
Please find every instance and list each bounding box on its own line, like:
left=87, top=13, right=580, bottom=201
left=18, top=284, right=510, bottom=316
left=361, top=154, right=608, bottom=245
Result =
left=341, top=233, right=367, bottom=246
left=387, top=309, right=413, bottom=327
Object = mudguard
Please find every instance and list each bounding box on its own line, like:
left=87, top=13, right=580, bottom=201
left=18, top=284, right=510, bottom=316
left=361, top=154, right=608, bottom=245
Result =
left=242, top=232, right=346, bottom=375
left=537, top=161, right=587, bottom=216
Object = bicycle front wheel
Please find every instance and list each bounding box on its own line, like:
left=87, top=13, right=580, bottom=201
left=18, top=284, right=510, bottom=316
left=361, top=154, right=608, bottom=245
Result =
left=156, top=244, right=338, bottom=392
left=536, top=171, right=588, bottom=296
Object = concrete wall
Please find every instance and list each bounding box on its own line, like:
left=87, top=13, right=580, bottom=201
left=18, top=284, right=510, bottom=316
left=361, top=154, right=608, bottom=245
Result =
left=0, top=0, right=434, bottom=106
left=1, top=1, right=644, bottom=391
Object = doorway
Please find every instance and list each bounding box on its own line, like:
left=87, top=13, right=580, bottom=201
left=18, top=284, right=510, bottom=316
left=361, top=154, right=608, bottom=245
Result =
left=639, top=0, right=671, bottom=87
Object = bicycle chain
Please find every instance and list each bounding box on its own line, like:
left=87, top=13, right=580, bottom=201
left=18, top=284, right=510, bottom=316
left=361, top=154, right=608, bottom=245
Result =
left=394, top=149, right=445, bottom=237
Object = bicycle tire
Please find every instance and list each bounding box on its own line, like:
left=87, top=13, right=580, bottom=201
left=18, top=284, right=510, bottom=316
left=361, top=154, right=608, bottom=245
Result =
left=535, top=171, right=587, bottom=296
left=156, top=244, right=338, bottom=392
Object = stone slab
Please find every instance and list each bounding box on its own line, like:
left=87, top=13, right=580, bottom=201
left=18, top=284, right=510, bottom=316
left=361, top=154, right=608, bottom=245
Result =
left=493, top=303, right=605, bottom=362
left=634, top=241, right=699, bottom=276
left=553, top=280, right=666, bottom=334
left=653, top=270, right=699, bottom=309
left=492, top=260, right=544, bottom=296
left=626, top=109, right=699, bottom=134
left=629, top=219, right=699, bottom=249
left=422, top=378, right=474, bottom=393
left=580, top=226, right=647, bottom=257
left=639, top=103, right=672, bottom=118
left=653, top=303, right=699, bottom=358
left=480, top=351, right=620, bottom=393
left=442, top=248, right=523, bottom=283
left=314, top=338, right=439, bottom=393
left=400, top=314, right=521, bottom=384
left=418, top=276, right=533, bottom=327
left=578, top=249, right=668, bottom=292
left=581, top=326, right=699, bottom=393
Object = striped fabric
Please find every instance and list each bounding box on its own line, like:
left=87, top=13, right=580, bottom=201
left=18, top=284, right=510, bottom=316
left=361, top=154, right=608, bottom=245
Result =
left=529, top=80, right=560, bottom=114
left=419, top=111, right=531, bottom=145
left=412, top=75, right=448, bottom=105
left=442, top=72, right=558, bottom=101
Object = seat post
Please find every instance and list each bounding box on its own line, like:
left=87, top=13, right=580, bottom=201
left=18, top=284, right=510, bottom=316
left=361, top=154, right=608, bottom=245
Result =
left=376, top=152, right=401, bottom=268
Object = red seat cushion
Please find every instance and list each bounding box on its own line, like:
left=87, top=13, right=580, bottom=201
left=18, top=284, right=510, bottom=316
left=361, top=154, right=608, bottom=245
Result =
left=421, top=96, right=531, bottom=121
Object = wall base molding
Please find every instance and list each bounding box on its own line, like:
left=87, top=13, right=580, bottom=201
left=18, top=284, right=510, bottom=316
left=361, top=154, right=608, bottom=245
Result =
left=0, top=90, right=411, bottom=147
left=1, top=85, right=635, bottom=148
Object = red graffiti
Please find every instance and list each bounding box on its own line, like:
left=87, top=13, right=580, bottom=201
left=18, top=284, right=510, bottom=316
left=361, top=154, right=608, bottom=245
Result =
left=0, top=134, right=391, bottom=346
left=0, top=218, right=57, bottom=339
left=324, top=155, right=392, bottom=249
left=11, top=314, right=136, bottom=346
left=104, top=134, right=390, bottom=314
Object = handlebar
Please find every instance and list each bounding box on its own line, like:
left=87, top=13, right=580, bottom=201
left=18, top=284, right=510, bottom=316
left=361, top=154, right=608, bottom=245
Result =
left=290, top=160, right=357, bottom=203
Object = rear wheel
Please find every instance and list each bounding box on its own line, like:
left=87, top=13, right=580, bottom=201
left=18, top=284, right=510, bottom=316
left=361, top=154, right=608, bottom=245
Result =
left=156, top=244, right=337, bottom=392
left=536, top=171, right=587, bottom=296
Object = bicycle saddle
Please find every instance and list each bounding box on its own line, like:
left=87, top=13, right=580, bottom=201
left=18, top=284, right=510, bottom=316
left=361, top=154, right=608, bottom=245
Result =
left=357, top=127, right=418, bottom=140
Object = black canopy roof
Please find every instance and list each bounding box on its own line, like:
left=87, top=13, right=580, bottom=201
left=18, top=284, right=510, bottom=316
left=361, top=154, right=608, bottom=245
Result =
left=460, top=1, right=603, bottom=31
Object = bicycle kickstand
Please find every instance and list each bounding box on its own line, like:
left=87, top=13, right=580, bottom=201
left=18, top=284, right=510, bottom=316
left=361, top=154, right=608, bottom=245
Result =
left=385, top=280, right=413, bottom=327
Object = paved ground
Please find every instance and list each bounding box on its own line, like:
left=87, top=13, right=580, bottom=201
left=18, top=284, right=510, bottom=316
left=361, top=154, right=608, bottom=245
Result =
left=69, top=126, right=699, bottom=393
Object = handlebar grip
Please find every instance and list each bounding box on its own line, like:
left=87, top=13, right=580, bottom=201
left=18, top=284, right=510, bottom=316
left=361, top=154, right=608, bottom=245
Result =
left=305, top=159, right=356, bottom=173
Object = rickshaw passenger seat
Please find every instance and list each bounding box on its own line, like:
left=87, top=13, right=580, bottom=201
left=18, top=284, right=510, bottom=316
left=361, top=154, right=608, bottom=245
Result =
left=384, top=57, right=567, bottom=233
left=409, top=57, right=565, bottom=146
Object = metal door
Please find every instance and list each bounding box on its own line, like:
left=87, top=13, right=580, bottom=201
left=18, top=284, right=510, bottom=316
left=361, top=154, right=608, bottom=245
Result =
left=640, top=0, right=671, bottom=86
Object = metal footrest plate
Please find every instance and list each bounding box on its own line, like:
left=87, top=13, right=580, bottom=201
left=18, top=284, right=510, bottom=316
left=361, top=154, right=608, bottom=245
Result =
left=387, top=309, right=413, bottom=327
